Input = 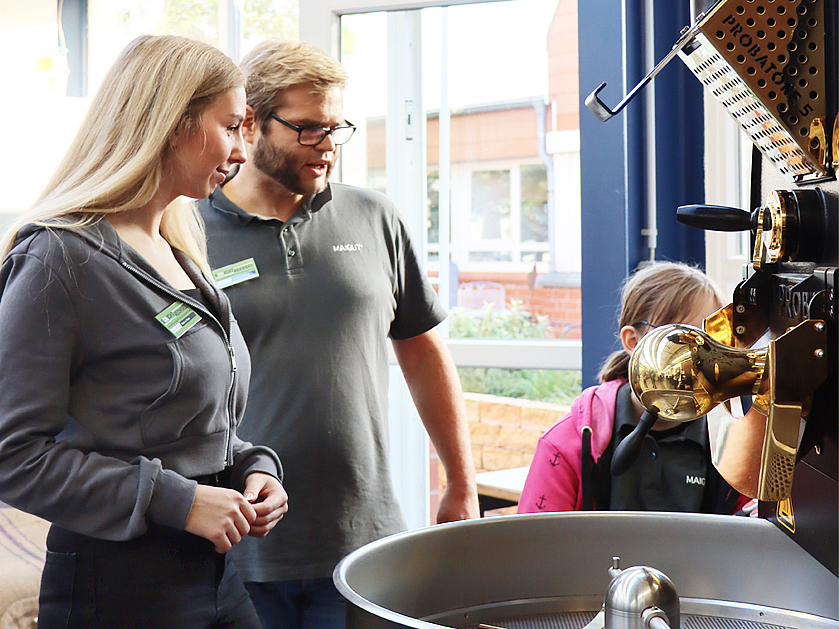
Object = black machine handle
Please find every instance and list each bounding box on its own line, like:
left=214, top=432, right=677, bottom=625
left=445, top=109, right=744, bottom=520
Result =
left=677, top=204, right=760, bottom=233
left=610, top=408, right=659, bottom=477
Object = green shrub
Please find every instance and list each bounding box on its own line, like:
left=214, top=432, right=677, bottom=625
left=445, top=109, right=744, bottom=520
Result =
left=449, top=299, right=549, bottom=339
left=457, top=367, right=581, bottom=405
left=449, top=298, right=582, bottom=404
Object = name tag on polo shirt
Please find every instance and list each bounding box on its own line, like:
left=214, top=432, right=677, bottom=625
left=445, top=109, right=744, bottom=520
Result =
left=212, top=258, right=259, bottom=289
left=156, top=302, right=201, bottom=339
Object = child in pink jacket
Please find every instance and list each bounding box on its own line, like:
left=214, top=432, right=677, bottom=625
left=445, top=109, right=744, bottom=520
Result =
left=518, top=262, right=750, bottom=514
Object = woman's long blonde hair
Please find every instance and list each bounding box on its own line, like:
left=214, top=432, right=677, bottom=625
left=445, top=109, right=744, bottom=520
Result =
left=597, top=261, right=725, bottom=383
left=1, top=35, right=244, bottom=273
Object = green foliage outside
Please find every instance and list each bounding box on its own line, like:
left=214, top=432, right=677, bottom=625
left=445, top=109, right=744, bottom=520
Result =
left=154, top=0, right=299, bottom=47
left=152, top=0, right=358, bottom=59
left=449, top=299, right=581, bottom=405
left=449, top=298, right=549, bottom=340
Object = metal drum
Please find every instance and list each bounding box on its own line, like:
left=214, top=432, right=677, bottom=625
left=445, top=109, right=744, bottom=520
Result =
left=333, top=512, right=839, bottom=629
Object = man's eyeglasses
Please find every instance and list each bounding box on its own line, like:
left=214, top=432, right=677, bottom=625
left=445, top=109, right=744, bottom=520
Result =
left=269, top=113, right=356, bottom=146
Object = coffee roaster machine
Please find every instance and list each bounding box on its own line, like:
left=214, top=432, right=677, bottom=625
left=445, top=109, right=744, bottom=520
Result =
left=333, top=1, right=839, bottom=627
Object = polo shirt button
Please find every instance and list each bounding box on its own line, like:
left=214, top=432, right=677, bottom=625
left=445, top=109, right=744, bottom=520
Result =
left=650, top=451, right=657, bottom=459
left=283, top=227, right=290, bottom=232
left=288, top=250, right=296, bottom=257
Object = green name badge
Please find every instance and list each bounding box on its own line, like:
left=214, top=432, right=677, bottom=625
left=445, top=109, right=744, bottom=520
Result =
left=155, top=301, right=201, bottom=339
left=212, top=258, right=259, bottom=289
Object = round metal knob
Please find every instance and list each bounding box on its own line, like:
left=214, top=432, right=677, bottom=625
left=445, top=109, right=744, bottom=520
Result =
left=604, top=566, right=679, bottom=629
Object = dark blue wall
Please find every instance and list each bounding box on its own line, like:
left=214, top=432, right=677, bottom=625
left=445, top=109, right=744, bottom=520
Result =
left=578, top=0, right=707, bottom=387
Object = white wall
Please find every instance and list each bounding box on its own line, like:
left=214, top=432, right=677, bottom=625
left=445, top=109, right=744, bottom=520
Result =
left=703, top=90, right=751, bottom=298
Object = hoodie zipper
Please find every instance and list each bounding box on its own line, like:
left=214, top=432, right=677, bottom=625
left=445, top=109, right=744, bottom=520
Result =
left=120, top=260, right=237, bottom=467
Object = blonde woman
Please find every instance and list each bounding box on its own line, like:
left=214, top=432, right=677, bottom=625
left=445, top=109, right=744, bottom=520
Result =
left=0, top=35, right=287, bottom=628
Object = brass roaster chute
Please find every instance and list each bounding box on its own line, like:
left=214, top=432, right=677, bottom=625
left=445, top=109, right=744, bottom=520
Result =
left=628, top=315, right=827, bottom=501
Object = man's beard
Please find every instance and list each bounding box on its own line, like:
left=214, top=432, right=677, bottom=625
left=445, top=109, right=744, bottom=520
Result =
left=252, top=135, right=333, bottom=196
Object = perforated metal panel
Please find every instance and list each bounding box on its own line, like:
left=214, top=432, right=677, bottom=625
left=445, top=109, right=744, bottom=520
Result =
left=679, top=0, right=830, bottom=182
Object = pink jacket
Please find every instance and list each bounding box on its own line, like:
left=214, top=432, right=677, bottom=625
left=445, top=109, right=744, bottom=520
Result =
left=517, top=379, right=750, bottom=514
left=518, top=380, right=624, bottom=513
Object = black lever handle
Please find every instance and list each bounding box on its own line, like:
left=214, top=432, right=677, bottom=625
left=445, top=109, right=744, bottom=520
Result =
left=677, top=204, right=760, bottom=232
left=610, top=408, right=659, bottom=477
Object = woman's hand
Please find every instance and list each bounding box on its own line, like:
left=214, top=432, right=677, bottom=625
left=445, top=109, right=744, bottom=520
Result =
left=242, top=472, right=289, bottom=537
left=185, top=485, right=257, bottom=553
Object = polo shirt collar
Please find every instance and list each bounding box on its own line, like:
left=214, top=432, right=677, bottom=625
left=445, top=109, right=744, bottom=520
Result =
left=614, top=382, right=708, bottom=446
left=208, top=173, right=332, bottom=225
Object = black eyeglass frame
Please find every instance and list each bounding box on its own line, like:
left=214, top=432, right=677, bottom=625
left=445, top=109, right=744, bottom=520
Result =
left=269, top=112, right=356, bottom=146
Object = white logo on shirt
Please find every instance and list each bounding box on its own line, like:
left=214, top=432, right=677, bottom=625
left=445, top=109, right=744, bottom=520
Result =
left=686, top=475, right=706, bottom=485
left=333, top=243, right=364, bottom=252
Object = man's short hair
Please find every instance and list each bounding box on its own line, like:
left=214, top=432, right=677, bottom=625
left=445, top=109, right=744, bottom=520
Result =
left=241, top=39, right=349, bottom=131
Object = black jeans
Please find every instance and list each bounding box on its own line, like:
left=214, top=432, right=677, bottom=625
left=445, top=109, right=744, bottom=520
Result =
left=38, top=523, right=262, bottom=629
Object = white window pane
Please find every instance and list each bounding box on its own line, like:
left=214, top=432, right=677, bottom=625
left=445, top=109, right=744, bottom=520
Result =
left=521, top=163, right=549, bottom=243
left=470, top=170, right=511, bottom=241
left=338, top=1, right=581, bottom=346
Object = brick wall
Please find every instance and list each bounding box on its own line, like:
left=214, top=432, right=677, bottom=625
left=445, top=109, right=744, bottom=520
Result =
left=430, top=392, right=570, bottom=521
left=466, top=392, right=569, bottom=473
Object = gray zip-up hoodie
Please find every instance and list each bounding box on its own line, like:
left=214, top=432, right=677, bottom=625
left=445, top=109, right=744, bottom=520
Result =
left=0, top=219, right=281, bottom=541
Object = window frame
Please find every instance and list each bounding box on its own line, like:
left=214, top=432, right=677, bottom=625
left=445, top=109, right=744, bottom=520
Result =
left=302, top=1, right=580, bottom=372
left=303, top=1, right=583, bottom=530
left=451, top=157, right=550, bottom=273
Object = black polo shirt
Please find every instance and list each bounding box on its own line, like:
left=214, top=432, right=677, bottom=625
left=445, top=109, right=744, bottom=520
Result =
left=607, top=383, right=730, bottom=512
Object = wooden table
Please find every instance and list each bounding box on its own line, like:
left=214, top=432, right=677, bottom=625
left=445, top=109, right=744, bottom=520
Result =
left=474, top=466, right=529, bottom=516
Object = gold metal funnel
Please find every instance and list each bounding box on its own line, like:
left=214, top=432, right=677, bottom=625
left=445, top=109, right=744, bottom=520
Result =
left=628, top=324, right=769, bottom=423
left=628, top=319, right=828, bottom=501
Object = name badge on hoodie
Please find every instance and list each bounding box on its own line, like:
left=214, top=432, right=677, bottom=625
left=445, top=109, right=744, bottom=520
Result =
left=212, top=258, right=259, bottom=289
left=156, top=302, right=201, bottom=338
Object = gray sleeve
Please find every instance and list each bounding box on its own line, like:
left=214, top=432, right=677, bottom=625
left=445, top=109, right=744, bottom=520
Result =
left=388, top=208, right=448, bottom=340
left=229, top=442, right=284, bottom=492
left=0, top=250, right=195, bottom=540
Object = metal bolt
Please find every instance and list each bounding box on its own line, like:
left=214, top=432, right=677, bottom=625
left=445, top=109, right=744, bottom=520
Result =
left=735, top=325, right=746, bottom=335
left=736, top=304, right=746, bottom=314
left=815, top=349, right=825, bottom=359
left=815, top=322, right=825, bottom=332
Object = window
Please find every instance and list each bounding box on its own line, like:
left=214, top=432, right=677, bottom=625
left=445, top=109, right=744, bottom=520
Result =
left=451, top=162, right=549, bottom=266
left=331, top=1, right=582, bottom=527
left=340, top=1, right=579, bottom=336
left=87, top=0, right=299, bottom=93
left=521, top=163, right=549, bottom=244
left=4, top=0, right=298, bottom=222
left=471, top=169, right=510, bottom=243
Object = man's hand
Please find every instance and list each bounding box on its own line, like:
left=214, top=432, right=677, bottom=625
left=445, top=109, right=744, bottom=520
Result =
left=392, top=330, right=480, bottom=525
left=185, top=485, right=257, bottom=553
left=242, top=472, right=289, bottom=537
left=436, top=478, right=480, bottom=524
